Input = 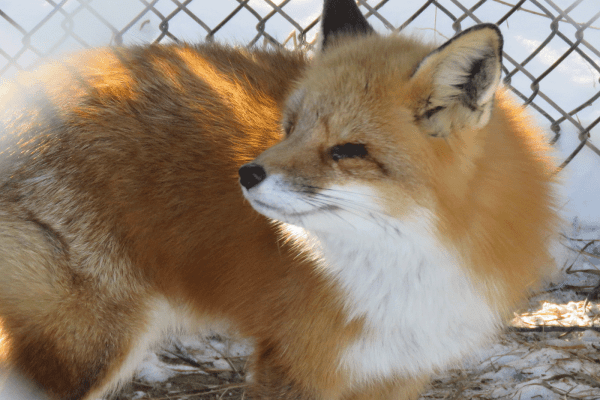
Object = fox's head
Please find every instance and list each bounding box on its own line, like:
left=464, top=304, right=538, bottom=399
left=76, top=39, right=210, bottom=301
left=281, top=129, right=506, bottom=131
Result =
left=240, top=0, right=504, bottom=236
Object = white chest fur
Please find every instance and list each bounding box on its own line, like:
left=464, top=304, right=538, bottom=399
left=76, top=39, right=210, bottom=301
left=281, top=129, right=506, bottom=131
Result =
left=311, top=213, right=501, bottom=383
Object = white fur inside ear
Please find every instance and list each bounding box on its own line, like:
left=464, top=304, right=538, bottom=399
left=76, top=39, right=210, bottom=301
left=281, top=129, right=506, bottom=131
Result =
left=475, top=58, right=502, bottom=106
left=414, top=26, right=503, bottom=132
left=435, top=45, right=501, bottom=107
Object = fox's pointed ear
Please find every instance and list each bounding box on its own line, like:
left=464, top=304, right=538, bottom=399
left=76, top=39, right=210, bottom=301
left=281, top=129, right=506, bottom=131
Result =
left=411, top=24, right=503, bottom=137
left=321, top=0, right=374, bottom=50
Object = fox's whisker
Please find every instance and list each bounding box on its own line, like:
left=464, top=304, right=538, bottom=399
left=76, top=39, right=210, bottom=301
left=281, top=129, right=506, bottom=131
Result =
left=300, top=195, right=393, bottom=230
left=301, top=197, right=366, bottom=222
left=296, top=193, right=383, bottom=219
left=309, top=193, right=387, bottom=217
left=302, top=185, right=395, bottom=204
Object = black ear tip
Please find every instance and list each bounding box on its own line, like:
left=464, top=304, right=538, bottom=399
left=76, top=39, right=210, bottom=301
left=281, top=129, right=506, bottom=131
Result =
left=321, top=0, right=374, bottom=49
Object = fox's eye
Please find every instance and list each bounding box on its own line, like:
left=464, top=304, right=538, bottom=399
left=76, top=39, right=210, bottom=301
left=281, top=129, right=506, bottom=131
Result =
left=283, top=116, right=296, bottom=137
left=284, top=122, right=294, bottom=137
left=330, top=143, right=368, bottom=161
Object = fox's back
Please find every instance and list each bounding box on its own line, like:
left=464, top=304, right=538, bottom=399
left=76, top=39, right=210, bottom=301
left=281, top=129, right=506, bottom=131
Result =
left=0, top=43, right=320, bottom=399
left=0, top=44, right=306, bottom=295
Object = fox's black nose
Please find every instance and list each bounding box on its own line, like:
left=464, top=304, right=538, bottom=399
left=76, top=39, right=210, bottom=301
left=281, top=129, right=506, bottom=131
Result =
left=239, top=163, right=267, bottom=190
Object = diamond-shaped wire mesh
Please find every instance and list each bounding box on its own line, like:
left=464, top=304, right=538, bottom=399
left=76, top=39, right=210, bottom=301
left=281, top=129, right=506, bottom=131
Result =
left=0, top=0, right=599, bottom=170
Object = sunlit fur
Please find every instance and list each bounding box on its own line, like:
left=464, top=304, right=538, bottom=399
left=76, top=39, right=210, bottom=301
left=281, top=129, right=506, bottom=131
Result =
left=0, top=22, right=560, bottom=400
left=0, top=44, right=354, bottom=400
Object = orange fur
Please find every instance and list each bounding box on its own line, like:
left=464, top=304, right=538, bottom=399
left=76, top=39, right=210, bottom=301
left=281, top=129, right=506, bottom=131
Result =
left=0, top=17, right=560, bottom=400
left=0, top=44, right=356, bottom=399
left=241, top=25, right=560, bottom=399
left=252, top=34, right=560, bottom=311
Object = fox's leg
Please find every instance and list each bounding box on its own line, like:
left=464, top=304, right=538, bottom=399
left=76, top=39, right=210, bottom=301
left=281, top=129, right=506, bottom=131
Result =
left=247, top=342, right=344, bottom=400
left=0, top=213, right=162, bottom=400
left=247, top=340, right=355, bottom=400
left=341, top=376, right=430, bottom=400
left=248, top=343, right=428, bottom=400
left=247, top=349, right=316, bottom=400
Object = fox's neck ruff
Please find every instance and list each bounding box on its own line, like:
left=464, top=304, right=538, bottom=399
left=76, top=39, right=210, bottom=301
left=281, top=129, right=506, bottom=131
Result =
left=292, top=209, right=502, bottom=382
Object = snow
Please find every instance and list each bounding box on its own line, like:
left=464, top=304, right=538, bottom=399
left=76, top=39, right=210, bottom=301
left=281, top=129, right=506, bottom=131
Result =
left=431, top=329, right=600, bottom=399
left=136, top=352, right=182, bottom=383
left=0, top=1, right=599, bottom=399
left=133, top=334, right=253, bottom=384
left=557, top=126, right=600, bottom=226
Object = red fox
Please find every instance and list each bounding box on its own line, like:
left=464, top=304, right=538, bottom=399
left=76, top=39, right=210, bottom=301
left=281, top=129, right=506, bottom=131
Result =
left=0, top=0, right=560, bottom=399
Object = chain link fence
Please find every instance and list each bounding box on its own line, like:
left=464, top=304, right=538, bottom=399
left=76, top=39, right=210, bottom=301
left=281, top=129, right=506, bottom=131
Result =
left=0, top=0, right=599, bottom=172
